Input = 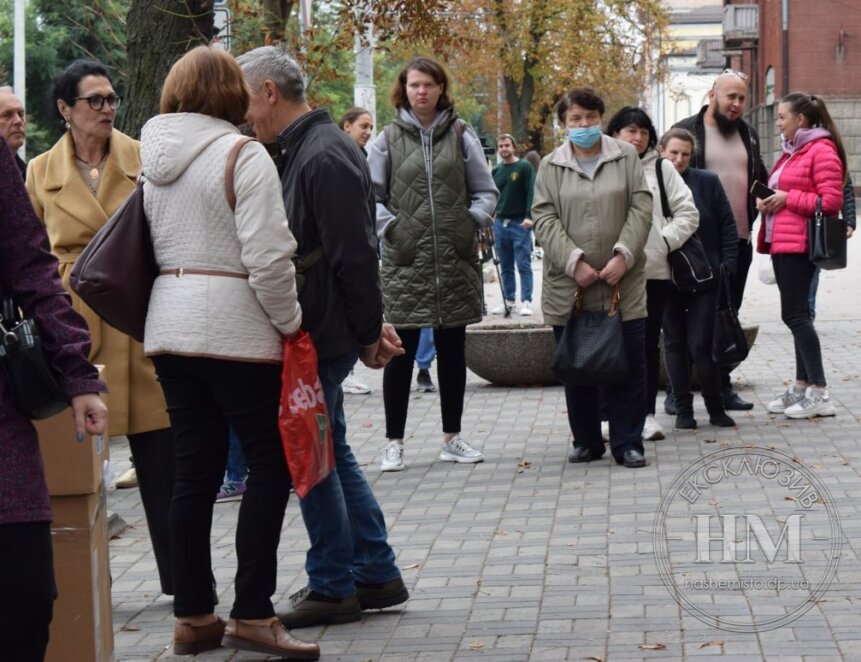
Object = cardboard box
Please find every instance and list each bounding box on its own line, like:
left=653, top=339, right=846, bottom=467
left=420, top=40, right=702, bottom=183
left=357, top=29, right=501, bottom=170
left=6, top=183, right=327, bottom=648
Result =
left=35, top=366, right=108, bottom=496
left=47, top=488, right=114, bottom=662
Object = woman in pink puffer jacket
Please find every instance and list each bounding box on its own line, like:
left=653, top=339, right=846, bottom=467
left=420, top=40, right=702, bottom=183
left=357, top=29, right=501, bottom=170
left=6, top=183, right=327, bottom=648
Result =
left=756, top=93, right=847, bottom=419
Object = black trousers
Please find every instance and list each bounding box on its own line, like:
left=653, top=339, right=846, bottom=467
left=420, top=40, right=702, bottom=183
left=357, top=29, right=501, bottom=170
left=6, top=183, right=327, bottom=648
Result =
left=127, top=427, right=174, bottom=595
left=644, top=279, right=669, bottom=414
left=772, top=253, right=826, bottom=385
left=0, top=521, right=55, bottom=661
left=663, top=286, right=722, bottom=410
left=553, top=319, right=646, bottom=461
left=722, top=239, right=753, bottom=391
left=384, top=326, right=467, bottom=439
left=152, top=354, right=291, bottom=619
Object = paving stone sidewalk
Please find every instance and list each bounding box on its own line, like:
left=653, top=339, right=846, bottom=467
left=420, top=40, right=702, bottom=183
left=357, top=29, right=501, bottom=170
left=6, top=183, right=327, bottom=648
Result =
left=108, top=246, right=861, bottom=661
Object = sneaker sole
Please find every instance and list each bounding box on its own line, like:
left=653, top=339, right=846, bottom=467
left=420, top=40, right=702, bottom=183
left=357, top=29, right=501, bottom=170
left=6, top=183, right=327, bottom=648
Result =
left=643, top=430, right=665, bottom=441
left=417, top=386, right=437, bottom=393
left=438, top=452, right=484, bottom=463
left=766, top=404, right=791, bottom=414
left=222, top=635, right=320, bottom=660
left=785, top=407, right=836, bottom=420
left=215, top=494, right=245, bottom=503
left=380, top=463, right=407, bottom=472
left=358, top=587, right=410, bottom=610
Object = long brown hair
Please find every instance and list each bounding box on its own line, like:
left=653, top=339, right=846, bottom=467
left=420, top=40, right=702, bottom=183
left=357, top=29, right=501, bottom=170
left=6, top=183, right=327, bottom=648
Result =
left=782, top=92, right=848, bottom=182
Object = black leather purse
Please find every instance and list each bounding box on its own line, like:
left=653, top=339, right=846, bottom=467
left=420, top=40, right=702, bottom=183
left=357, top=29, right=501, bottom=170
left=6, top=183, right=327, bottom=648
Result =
left=711, top=266, right=749, bottom=366
left=808, top=196, right=847, bottom=270
left=552, top=284, right=628, bottom=386
left=0, top=297, right=69, bottom=419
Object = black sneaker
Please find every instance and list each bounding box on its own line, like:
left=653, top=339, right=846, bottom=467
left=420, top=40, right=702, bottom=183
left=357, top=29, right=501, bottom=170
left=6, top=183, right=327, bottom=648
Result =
left=664, top=392, right=678, bottom=416
left=417, top=369, right=436, bottom=392
left=356, top=577, right=409, bottom=610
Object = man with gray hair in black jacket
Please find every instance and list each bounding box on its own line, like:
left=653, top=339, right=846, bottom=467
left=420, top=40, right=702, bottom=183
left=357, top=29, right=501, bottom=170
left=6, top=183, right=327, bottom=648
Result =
left=237, top=45, right=409, bottom=629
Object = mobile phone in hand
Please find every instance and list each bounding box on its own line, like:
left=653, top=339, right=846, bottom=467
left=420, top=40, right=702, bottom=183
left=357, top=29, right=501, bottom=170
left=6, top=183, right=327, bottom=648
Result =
left=750, top=180, right=775, bottom=199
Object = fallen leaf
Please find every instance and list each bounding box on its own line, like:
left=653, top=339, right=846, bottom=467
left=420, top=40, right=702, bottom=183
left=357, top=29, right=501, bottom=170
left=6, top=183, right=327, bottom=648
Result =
left=401, top=563, right=420, bottom=570
left=708, top=500, right=720, bottom=507
left=583, top=657, right=605, bottom=662
left=704, top=438, right=717, bottom=444
left=495, top=529, right=508, bottom=536
left=785, top=496, right=797, bottom=502
left=639, top=643, right=667, bottom=651
left=119, top=625, right=140, bottom=631
left=517, top=459, right=532, bottom=473
left=699, top=640, right=724, bottom=648
left=361, top=422, right=373, bottom=428
left=468, top=641, right=485, bottom=650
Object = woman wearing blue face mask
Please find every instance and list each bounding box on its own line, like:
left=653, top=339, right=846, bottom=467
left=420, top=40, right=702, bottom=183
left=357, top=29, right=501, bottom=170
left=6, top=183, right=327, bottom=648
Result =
left=532, top=87, right=652, bottom=468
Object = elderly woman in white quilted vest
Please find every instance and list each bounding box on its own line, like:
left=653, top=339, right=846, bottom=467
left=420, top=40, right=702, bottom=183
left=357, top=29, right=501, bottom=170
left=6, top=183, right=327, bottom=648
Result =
left=367, top=56, right=498, bottom=473
left=139, top=47, right=318, bottom=660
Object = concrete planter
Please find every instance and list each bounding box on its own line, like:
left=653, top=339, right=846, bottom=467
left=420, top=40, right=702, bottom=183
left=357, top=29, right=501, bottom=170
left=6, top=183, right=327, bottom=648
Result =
left=466, top=322, right=760, bottom=389
left=465, top=323, right=558, bottom=386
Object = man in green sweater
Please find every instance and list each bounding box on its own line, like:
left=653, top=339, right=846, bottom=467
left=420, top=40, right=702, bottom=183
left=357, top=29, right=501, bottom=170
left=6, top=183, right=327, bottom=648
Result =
left=491, top=134, right=537, bottom=315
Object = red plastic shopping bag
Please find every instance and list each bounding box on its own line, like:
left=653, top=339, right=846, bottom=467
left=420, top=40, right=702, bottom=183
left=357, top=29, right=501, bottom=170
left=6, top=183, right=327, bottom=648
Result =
left=278, top=330, right=335, bottom=498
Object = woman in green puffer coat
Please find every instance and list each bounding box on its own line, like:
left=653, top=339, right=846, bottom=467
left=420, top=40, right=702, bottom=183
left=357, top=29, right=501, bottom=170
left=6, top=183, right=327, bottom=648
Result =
left=367, top=56, right=498, bottom=473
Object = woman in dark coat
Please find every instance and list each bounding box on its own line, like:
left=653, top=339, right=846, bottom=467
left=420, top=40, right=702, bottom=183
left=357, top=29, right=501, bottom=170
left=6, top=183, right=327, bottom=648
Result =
left=0, top=137, right=107, bottom=660
left=659, top=128, right=738, bottom=430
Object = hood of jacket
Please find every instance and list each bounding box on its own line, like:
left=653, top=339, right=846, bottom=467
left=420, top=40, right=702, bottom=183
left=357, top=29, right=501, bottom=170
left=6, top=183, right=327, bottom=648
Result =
left=140, top=113, right=239, bottom=185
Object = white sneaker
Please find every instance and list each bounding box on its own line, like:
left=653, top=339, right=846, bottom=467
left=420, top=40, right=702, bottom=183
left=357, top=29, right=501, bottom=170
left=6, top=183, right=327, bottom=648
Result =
left=601, top=420, right=610, bottom=442
left=381, top=441, right=406, bottom=471
left=784, top=387, right=836, bottom=419
left=343, top=375, right=371, bottom=395
left=491, top=301, right=516, bottom=315
left=439, top=435, right=484, bottom=463
left=766, top=386, right=805, bottom=414
left=519, top=302, right=533, bottom=316
left=643, top=414, right=665, bottom=441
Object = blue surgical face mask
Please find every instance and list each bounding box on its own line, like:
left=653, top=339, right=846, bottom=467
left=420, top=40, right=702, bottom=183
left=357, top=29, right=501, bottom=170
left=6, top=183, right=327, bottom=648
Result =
left=568, top=124, right=603, bottom=149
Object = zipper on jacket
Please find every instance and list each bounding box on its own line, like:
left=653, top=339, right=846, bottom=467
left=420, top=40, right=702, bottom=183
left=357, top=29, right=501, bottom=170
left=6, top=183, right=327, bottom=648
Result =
left=423, top=127, right=444, bottom=326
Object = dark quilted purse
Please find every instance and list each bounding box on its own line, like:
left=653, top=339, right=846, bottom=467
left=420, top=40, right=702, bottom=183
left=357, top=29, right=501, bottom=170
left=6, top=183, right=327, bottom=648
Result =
left=552, top=284, right=628, bottom=386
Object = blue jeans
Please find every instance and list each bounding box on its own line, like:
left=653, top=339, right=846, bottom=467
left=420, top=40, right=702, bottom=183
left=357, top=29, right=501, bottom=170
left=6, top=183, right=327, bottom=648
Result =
left=494, top=216, right=533, bottom=302
left=415, top=327, right=436, bottom=370
left=225, top=428, right=248, bottom=483
left=298, top=351, right=400, bottom=598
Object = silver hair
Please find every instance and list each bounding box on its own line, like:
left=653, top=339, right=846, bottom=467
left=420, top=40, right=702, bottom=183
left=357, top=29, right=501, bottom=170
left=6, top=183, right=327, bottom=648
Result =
left=235, top=46, right=305, bottom=103
left=0, top=86, right=14, bottom=95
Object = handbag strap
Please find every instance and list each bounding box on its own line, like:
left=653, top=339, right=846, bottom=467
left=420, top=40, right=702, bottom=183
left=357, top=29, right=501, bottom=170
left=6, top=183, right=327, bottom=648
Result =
left=574, top=283, right=621, bottom=316
left=815, top=196, right=824, bottom=220
left=225, top=136, right=258, bottom=212
left=715, top=264, right=735, bottom=311
left=655, top=158, right=672, bottom=219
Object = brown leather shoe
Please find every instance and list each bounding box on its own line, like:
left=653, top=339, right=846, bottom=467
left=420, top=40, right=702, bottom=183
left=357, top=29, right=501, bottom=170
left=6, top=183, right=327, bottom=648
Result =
left=173, top=616, right=225, bottom=655
left=223, top=617, right=320, bottom=660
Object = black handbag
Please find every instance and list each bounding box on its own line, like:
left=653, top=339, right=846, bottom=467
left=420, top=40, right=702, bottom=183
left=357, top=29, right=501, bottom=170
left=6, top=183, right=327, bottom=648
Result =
left=0, top=297, right=69, bottom=419
left=552, top=284, right=629, bottom=386
left=711, top=265, right=749, bottom=366
left=655, top=158, right=714, bottom=292
left=808, top=196, right=847, bottom=270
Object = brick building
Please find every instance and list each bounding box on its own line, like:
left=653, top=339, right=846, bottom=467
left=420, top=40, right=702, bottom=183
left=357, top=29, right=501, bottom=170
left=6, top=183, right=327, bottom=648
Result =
left=722, top=0, right=861, bottom=179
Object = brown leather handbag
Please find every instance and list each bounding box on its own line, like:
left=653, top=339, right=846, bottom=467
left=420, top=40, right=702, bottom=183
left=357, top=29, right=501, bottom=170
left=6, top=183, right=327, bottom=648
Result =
left=71, top=136, right=255, bottom=342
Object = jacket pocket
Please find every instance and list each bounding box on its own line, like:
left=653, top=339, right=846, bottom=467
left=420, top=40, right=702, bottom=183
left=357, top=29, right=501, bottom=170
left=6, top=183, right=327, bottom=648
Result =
left=382, top=216, right=417, bottom=266
left=452, top=213, right=477, bottom=260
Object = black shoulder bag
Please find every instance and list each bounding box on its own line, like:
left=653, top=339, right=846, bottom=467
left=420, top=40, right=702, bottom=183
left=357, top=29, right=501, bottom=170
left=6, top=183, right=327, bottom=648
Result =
left=711, top=265, right=749, bottom=366
left=656, top=158, right=714, bottom=292
left=808, top=196, right=847, bottom=270
left=0, top=296, right=69, bottom=419
left=552, top=284, right=628, bottom=386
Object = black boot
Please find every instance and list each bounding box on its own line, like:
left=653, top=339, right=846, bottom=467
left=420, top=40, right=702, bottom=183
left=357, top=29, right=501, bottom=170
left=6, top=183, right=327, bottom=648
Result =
left=706, top=398, right=736, bottom=427
left=673, top=392, right=696, bottom=429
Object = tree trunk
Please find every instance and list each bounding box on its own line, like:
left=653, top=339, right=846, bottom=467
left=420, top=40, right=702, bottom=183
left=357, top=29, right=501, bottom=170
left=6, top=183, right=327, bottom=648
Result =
left=119, top=0, right=215, bottom=139
left=262, top=0, right=295, bottom=44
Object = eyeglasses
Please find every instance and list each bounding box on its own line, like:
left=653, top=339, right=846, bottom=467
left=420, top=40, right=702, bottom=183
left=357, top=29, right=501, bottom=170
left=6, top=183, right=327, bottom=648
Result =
left=73, top=94, right=122, bottom=111
left=721, top=68, right=749, bottom=81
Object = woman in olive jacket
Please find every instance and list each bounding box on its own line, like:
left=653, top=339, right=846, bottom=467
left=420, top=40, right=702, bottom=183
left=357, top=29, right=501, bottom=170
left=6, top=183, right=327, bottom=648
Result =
left=533, top=88, right=652, bottom=468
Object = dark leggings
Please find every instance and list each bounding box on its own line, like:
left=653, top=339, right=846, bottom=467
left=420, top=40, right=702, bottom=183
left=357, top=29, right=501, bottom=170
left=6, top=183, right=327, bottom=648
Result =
left=772, top=253, right=826, bottom=385
left=128, top=427, right=175, bottom=595
left=644, top=279, right=669, bottom=415
left=0, top=521, right=55, bottom=661
left=384, top=326, right=467, bottom=439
